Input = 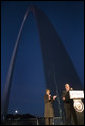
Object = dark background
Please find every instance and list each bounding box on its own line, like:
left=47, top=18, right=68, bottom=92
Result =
left=1, top=1, right=84, bottom=117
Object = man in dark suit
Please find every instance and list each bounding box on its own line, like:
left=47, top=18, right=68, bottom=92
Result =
left=44, top=89, right=57, bottom=125
left=62, top=84, right=78, bottom=125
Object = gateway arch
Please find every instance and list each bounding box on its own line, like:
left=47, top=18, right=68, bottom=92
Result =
left=1, top=6, right=83, bottom=118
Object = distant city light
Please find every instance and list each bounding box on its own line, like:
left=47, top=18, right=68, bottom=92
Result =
left=15, top=110, right=18, bottom=114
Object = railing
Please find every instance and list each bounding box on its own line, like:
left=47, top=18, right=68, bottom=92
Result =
left=1, top=117, right=64, bottom=125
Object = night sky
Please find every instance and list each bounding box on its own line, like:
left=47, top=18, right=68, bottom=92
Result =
left=1, top=1, right=84, bottom=117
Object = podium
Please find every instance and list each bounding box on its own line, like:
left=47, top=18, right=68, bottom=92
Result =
left=69, top=90, right=84, bottom=112
left=69, top=90, right=84, bottom=125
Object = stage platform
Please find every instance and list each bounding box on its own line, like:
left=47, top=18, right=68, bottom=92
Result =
left=1, top=114, right=64, bottom=125
left=1, top=112, right=84, bottom=125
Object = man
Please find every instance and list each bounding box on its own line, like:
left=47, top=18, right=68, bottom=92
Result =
left=62, top=84, right=78, bottom=125
left=44, top=89, right=57, bottom=125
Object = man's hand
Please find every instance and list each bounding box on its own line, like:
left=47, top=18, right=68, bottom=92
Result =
left=53, top=95, right=57, bottom=100
left=62, top=97, right=65, bottom=101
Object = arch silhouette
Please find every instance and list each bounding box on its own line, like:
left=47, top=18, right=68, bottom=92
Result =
left=2, top=5, right=83, bottom=118
left=1, top=6, right=34, bottom=118
left=34, top=6, right=83, bottom=116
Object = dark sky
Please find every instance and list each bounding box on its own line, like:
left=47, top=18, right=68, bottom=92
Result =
left=1, top=1, right=84, bottom=117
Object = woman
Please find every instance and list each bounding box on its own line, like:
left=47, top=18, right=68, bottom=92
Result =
left=44, top=89, right=57, bottom=125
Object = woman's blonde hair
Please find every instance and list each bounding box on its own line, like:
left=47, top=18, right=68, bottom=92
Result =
left=46, top=89, right=50, bottom=93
